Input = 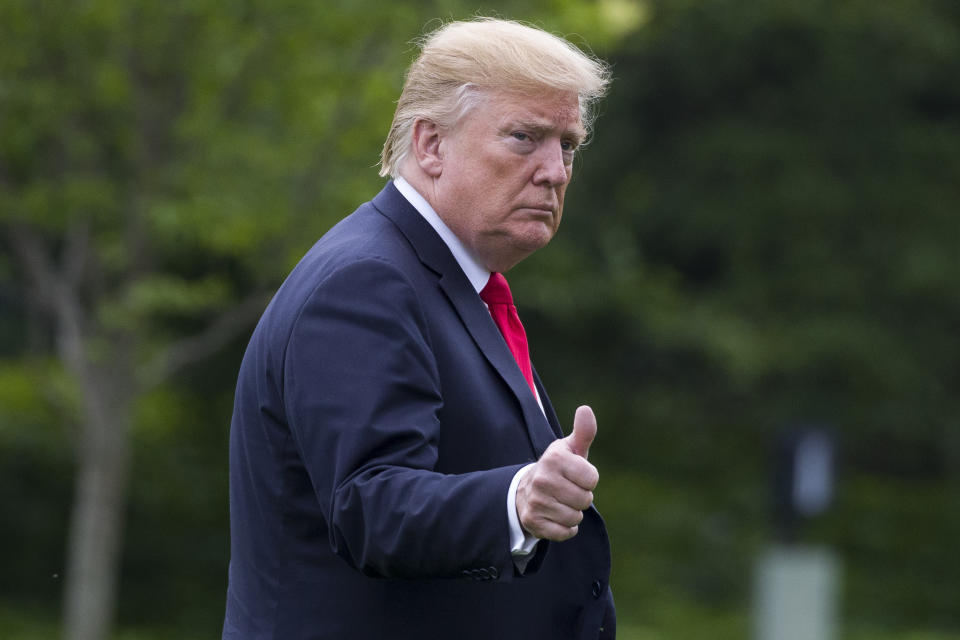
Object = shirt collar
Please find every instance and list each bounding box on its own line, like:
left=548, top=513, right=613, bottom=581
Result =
left=393, top=176, right=490, bottom=293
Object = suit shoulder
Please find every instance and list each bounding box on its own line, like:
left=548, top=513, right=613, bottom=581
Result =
left=282, top=203, right=419, bottom=291
left=313, top=203, right=409, bottom=258
left=260, top=217, right=427, bottom=335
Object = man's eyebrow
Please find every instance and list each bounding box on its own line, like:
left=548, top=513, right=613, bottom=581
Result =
left=507, top=119, right=587, bottom=144
left=566, top=125, right=588, bottom=145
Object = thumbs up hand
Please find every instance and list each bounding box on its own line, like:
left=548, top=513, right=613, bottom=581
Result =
left=515, top=406, right=600, bottom=541
left=566, top=405, right=597, bottom=458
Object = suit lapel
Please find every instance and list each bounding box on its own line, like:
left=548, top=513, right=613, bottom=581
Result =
left=372, top=182, right=558, bottom=457
left=437, top=271, right=558, bottom=456
left=533, top=368, right=564, bottom=439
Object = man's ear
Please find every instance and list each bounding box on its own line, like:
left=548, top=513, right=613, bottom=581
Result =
left=411, top=119, right=444, bottom=177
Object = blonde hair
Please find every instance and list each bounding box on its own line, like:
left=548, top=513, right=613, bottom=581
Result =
left=379, top=18, right=611, bottom=178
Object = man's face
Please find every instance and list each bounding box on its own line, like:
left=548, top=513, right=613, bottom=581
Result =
left=430, top=89, right=585, bottom=273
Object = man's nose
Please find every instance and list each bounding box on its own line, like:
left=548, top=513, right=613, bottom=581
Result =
left=532, top=140, right=571, bottom=186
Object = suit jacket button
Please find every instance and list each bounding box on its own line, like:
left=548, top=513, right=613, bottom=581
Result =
left=591, top=580, right=603, bottom=598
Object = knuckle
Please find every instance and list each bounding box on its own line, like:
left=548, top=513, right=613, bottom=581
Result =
left=559, top=508, right=583, bottom=528
left=528, top=495, right=548, bottom=512
left=540, top=452, right=563, bottom=472
left=587, top=469, right=600, bottom=488
left=531, top=474, right=550, bottom=491
left=524, top=515, right=544, bottom=534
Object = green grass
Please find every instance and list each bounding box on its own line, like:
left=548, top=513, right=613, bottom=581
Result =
left=0, top=606, right=210, bottom=640
left=5, top=604, right=959, bottom=640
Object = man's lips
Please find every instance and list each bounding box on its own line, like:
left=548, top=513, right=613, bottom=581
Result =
left=516, top=205, right=556, bottom=216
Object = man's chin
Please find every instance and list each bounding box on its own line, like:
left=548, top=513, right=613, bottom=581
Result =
left=518, top=226, right=557, bottom=252
left=478, top=228, right=555, bottom=271
left=508, top=237, right=554, bottom=268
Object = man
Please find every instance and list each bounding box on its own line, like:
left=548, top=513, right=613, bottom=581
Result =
left=223, top=18, right=613, bottom=639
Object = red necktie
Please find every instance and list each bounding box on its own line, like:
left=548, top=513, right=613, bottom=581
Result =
left=480, top=272, right=536, bottom=397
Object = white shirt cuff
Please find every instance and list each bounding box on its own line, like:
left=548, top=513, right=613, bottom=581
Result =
left=507, top=463, right=539, bottom=560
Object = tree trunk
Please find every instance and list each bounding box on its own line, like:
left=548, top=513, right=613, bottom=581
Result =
left=5, top=220, right=268, bottom=638
left=62, top=397, right=131, bottom=640
left=52, top=276, right=134, bottom=640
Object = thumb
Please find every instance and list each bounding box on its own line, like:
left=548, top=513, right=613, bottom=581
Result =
left=566, top=405, right=597, bottom=459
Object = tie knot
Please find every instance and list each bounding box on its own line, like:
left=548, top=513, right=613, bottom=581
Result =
left=480, top=272, right=514, bottom=306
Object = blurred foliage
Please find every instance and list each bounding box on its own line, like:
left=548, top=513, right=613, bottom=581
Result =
left=518, top=0, right=960, bottom=635
left=1, top=0, right=959, bottom=638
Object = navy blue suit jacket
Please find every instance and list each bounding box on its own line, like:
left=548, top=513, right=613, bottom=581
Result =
left=223, top=182, right=614, bottom=639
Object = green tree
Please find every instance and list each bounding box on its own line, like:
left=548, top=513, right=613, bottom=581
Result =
left=0, top=1, right=423, bottom=638
left=523, top=0, right=960, bottom=633
left=566, top=0, right=960, bottom=477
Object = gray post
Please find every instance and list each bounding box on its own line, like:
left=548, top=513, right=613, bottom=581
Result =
left=752, top=546, right=840, bottom=640
left=754, top=426, right=841, bottom=640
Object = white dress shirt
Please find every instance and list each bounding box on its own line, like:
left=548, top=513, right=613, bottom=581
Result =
left=393, top=177, right=540, bottom=563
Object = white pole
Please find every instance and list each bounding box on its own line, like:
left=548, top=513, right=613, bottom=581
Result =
left=752, top=545, right=840, bottom=640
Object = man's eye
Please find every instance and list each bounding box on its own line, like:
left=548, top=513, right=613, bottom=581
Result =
left=561, top=140, right=577, bottom=152
left=512, top=132, right=530, bottom=141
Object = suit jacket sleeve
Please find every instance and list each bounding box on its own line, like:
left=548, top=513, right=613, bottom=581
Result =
left=282, top=255, right=524, bottom=580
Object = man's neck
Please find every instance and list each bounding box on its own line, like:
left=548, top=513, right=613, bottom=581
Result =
left=393, top=176, right=490, bottom=293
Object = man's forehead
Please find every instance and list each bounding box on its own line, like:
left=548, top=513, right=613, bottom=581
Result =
left=491, top=90, right=585, bottom=137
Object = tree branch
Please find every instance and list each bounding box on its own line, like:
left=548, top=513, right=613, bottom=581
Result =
left=139, top=290, right=272, bottom=390
left=7, top=224, right=91, bottom=377
left=63, top=220, right=91, bottom=290
left=7, top=225, right=59, bottom=309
